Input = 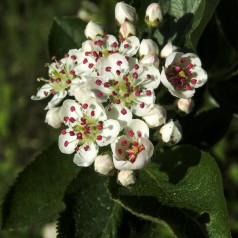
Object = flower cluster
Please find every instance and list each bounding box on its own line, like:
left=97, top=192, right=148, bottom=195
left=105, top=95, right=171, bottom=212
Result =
left=32, top=2, right=208, bottom=187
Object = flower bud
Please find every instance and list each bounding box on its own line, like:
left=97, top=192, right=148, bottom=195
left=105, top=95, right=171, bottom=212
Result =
left=115, top=2, right=137, bottom=25
left=119, top=21, right=136, bottom=39
left=94, top=154, right=114, bottom=175
left=160, top=42, right=178, bottom=58
left=159, top=120, right=182, bottom=145
left=177, top=98, right=194, bottom=114
left=117, top=170, right=136, bottom=187
left=145, top=3, right=163, bottom=27
left=140, top=55, right=160, bottom=67
left=84, top=21, right=105, bottom=40
left=139, top=39, right=159, bottom=58
left=142, top=105, right=166, bottom=128
left=81, top=40, right=95, bottom=52
left=45, top=107, right=61, bottom=128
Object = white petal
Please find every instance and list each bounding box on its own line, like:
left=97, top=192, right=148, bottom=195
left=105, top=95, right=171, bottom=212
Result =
left=84, top=98, right=107, bottom=121
left=142, top=104, right=167, bottom=128
left=106, top=104, right=132, bottom=131
left=45, top=107, right=62, bottom=128
left=73, top=142, right=99, bottom=167
left=125, top=119, right=149, bottom=138
left=105, top=35, right=119, bottom=51
left=131, top=90, right=155, bottom=117
left=58, top=128, right=78, bottom=154
left=165, top=52, right=183, bottom=67
left=31, top=84, right=52, bottom=100
left=97, top=119, right=120, bottom=146
left=136, top=64, right=160, bottom=89
left=160, top=67, right=174, bottom=90
left=191, top=68, right=208, bottom=88
left=59, top=99, right=83, bottom=125
left=46, top=90, right=67, bottom=109
left=169, top=88, right=195, bottom=99
left=119, top=36, right=140, bottom=57
left=183, top=53, right=201, bottom=67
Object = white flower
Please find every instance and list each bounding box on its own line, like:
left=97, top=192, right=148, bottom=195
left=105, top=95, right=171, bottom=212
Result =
left=58, top=99, right=120, bottom=167
left=177, top=98, right=194, bottom=114
left=160, top=42, right=178, bottom=58
left=161, top=52, right=208, bottom=98
left=139, top=39, right=159, bottom=58
left=115, top=2, right=137, bottom=25
left=31, top=49, right=97, bottom=109
left=140, top=55, right=160, bottom=68
left=88, top=53, right=160, bottom=127
left=117, top=170, right=136, bottom=187
left=159, top=120, right=182, bottom=145
left=111, top=119, right=154, bottom=170
left=145, top=3, right=163, bottom=27
left=94, top=154, right=114, bottom=175
left=84, top=21, right=105, bottom=40
left=142, top=104, right=166, bottom=128
left=45, top=107, right=62, bottom=128
left=119, top=21, right=136, bottom=39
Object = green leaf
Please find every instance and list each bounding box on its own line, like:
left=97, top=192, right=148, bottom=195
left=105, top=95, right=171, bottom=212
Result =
left=1, top=143, right=80, bottom=230
left=48, top=17, right=86, bottom=59
left=108, top=145, right=231, bottom=238
left=57, top=168, right=123, bottom=238
left=150, top=0, right=220, bottom=50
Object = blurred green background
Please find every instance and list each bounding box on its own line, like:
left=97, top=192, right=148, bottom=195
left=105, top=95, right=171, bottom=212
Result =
left=0, top=0, right=238, bottom=237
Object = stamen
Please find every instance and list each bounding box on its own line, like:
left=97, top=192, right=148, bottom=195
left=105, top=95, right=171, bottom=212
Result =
left=121, top=140, right=127, bottom=146
left=84, top=145, right=89, bottom=151
left=121, top=108, right=127, bottom=115
left=82, top=103, right=88, bottom=109
left=96, top=135, right=102, bottom=140
left=70, top=106, right=76, bottom=112
left=128, top=130, right=134, bottom=137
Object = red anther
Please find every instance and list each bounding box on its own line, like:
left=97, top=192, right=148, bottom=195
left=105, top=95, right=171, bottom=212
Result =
left=104, top=35, right=109, bottom=39
left=132, top=72, right=138, bottom=79
left=84, top=145, right=89, bottom=151
left=69, top=131, right=75, bottom=136
left=85, top=51, right=90, bottom=56
left=112, top=91, right=117, bottom=96
left=107, top=107, right=112, bottom=112
left=88, top=63, right=94, bottom=68
left=115, top=99, right=121, bottom=104
left=180, top=78, right=186, bottom=84
left=121, top=108, right=127, bottom=115
left=124, top=44, right=129, bottom=48
left=56, top=78, right=61, bottom=83
left=61, top=129, right=67, bottom=135
left=64, top=141, right=69, bottom=147
left=60, top=69, right=65, bottom=74
left=69, top=117, right=75, bottom=123
left=99, top=52, right=103, bottom=57
left=126, top=82, right=131, bottom=87
left=119, top=37, right=125, bottom=42
left=44, top=91, right=48, bottom=96
left=77, top=132, right=82, bottom=139
left=191, top=79, right=197, bottom=84
left=51, top=56, right=57, bottom=61
left=187, top=71, right=192, bottom=76
left=71, top=55, right=76, bottom=60
left=125, top=56, right=129, bottom=61
left=49, top=78, right=54, bottom=83
left=97, top=91, right=103, bottom=97
left=117, top=61, right=122, bottom=66
left=112, top=42, right=118, bottom=48
left=97, top=124, right=103, bottom=130
left=97, top=40, right=103, bottom=46
left=93, top=51, right=98, bottom=57
left=83, top=58, right=88, bottom=64
left=124, top=93, right=129, bottom=97
left=75, top=146, right=79, bottom=152
left=96, top=135, right=102, bottom=140
left=129, top=87, right=134, bottom=92
left=84, top=129, right=90, bottom=135
left=96, top=79, right=102, bottom=85
left=135, top=90, right=141, bottom=96
left=140, top=102, right=145, bottom=108
left=64, top=116, right=69, bottom=122
left=104, top=82, right=110, bottom=88
left=187, top=63, right=193, bottom=69
left=70, top=106, right=76, bottom=112
left=51, top=90, right=56, bottom=95
left=181, top=57, right=186, bottom=63
left=123, top=76, right=128, bottom=81
left=133, top=141, right=139, bottom=147
left=175, top=66, right=181, bottom=72
left=128, top=130, right=134, bottom=137
left=146, top=90, right=152, bottom=96
left=116, top=70, right=121, bottom=75
left=114, top=81, right=119, bottom=85
left=91, top=111, right=95, bottom=116
left=134, top=64, right=139, bottom=70
left=137, top=132, right=142, bottom=138
left=117, top=149, right=122, bottom=154
left=121, top=140, right=127, bottom=146
left=64, top=53, right=69, bottom=58
left=70, top=70, right=75, bottom=75
left=185, top=85, right=192, bottom=90
left=146, top=74, right=151, bottom=79
left=82, top=103, right=88, bottom=109
left=129, top=154, right=136, bottom=163
left=106, top=66, right=111, bottom=72
left=66, top=79, right=71, bottom=84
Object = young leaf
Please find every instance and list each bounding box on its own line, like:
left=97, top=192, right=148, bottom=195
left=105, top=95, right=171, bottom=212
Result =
left=48, top=17, right=86, bottom=59
left=108, top=145, right=231, bottom=238
left=57, top=168, right=123, bottom=238
left=1, top=143, right=80, bottom=230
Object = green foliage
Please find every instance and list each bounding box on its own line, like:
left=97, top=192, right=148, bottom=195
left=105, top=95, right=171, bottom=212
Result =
left=57, top=168, right=123, bottom=238
left=1, top=143, right=80, bottom=230
left=108, top=145, right=231, bottom=238
left=49, top=17, right=87, bottom=59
